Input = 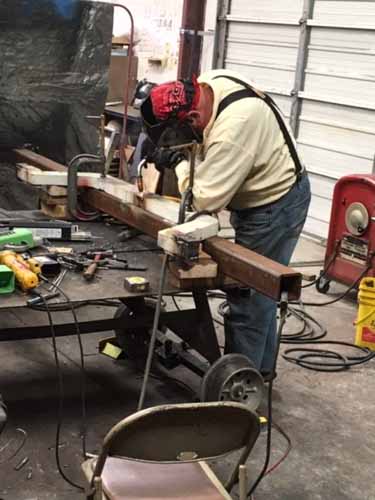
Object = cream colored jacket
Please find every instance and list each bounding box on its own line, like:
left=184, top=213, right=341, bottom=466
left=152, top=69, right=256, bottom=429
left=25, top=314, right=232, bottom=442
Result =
left=175, top=69, right=302, bottom=212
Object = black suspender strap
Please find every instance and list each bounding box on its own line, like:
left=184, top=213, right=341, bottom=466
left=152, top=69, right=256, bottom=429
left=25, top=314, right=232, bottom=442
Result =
left=213, top=75, right=303, bottom=180
left=216, top=88, right=257, bottom=119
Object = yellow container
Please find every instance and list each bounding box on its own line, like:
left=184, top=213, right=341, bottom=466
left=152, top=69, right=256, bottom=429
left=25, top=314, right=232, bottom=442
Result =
left=355, top=277, right=375, bottom=351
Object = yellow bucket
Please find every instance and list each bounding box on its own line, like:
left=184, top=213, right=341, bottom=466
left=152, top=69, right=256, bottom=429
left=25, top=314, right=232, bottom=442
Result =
left=355, top=277, right=375, bottom=351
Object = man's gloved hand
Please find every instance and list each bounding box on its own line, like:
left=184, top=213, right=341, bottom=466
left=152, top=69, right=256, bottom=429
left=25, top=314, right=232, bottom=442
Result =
left=140, top=137, right=186, bottom=172
left=149, top=149, right=187, bottom=172
left=140, top=136, right=156, bottom=161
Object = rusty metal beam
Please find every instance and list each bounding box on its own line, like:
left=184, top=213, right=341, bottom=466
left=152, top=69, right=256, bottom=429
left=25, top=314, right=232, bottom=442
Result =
left=88, top=190, right=301, bottom=301
left=203, top=237, right=301, bottom=302
left=12, top=148, right=302, bottom=300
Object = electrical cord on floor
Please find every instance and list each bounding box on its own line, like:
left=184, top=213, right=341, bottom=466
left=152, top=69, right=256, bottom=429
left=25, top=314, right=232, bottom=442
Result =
left=264, top=422, right=292, bottom=477
left=281, top=306, right=327, bottom=343
left=137, top=254, right=169, bottom=411
left=247, top=294, right=289, bottom=497
left=36, top=293, right=84, bottom=491
left=301, top=245, right=338, bottom=289
left=282, top=260, right=375, bottom=371
left=283, top=340, right=375, bottom=372
left=43, top=278, right=87, bottom=459
left=293, top=261, right=372, bottom=307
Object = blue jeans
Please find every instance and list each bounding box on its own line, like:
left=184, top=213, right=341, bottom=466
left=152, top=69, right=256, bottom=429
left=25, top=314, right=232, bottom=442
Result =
left=225, top=174, right=311, bottom=373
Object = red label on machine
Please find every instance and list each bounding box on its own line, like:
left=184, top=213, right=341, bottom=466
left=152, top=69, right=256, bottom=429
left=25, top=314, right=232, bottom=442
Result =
left=362, top=327, right=375, bottom=343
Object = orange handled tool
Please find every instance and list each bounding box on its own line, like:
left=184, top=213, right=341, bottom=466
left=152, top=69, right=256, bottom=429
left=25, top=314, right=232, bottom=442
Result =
left=83, top=253, right=102, bottom=282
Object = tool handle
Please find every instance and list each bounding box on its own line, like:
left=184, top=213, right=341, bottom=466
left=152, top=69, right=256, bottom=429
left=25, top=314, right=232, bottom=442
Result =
left=83, top=261, right=99, bottom=281
left=27, top=292, right=60, bottom=307
left=83, top=253, right=101, bottom=282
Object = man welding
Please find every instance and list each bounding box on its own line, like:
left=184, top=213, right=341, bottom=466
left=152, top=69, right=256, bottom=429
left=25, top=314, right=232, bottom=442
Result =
left=140, top=69, right=311, bottom=380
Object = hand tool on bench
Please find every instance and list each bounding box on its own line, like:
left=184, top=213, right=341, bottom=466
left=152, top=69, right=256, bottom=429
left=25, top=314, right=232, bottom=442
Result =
left=83, top=252, right=102, bottom=282
left=0, top=250, right=39, bottom=290
left=81, top=249, right=147, bottom=270
left=27, top=269, right=67, bottom=306
left=102, top=259, right=148, bottom=272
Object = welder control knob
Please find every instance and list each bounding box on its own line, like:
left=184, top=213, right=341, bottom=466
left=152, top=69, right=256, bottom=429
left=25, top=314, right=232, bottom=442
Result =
left=345, top=202, right=369, bottom=236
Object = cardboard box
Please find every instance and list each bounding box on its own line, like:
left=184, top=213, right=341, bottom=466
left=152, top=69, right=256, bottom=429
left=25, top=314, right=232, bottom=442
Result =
left=107, top=52, right=138, bottom=103
left=112, top=34, right=140, bottom=47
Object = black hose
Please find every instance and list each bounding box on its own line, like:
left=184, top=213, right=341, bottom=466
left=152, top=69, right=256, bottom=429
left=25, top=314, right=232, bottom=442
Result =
left=247, top=297, right=289, bottom=496
left=283, top=339, right=375, bottom=372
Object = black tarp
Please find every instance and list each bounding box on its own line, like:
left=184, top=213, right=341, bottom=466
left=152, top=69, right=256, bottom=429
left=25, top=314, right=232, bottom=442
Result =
left=0, top=0, right=113, bottom=164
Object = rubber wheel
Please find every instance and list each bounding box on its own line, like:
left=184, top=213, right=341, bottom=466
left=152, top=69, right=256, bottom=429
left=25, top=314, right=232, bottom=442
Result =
left=316, top=273, right=331, bottom=294
left=114, top=299, right=165, bottom=361
left=200, top=354, right=264, bottom=411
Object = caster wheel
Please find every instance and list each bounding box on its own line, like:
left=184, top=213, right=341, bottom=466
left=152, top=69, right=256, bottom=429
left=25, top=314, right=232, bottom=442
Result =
left=114, top=299, right=165, bottom=361
left=200, top=354, right=264, bottom=411
left=316, top=272, right=331, bottom=294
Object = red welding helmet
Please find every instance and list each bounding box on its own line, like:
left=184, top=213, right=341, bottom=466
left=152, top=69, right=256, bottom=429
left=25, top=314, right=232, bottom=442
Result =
left=141, top=76, right=202, bottom=147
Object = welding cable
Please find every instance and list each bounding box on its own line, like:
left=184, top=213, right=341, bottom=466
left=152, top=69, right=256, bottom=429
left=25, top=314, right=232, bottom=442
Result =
left=301, top=245, right=339, bottom=289
left=247, top=296, right=289, bottom=497
left=280, top=304, right=375, bottom=371
left=278, top=258, right=375, bottom=371
left=281, top=306, right=327, bottom=343
left=264, top=422, right=292, bottom=477
left=137, top=254, right=169, bottom=411
left=41, top=278, right=87, bottom=459
left=33, top=276, right=88, bottom=460
left=37, top=294, right=84, bottom=491
left=296, top=260, right=373, bottom=308
left=282, top=340, right=375, bottom=372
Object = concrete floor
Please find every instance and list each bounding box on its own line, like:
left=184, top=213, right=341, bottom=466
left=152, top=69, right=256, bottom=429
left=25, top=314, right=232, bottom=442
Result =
left=0, top=236, right=374, bottom=500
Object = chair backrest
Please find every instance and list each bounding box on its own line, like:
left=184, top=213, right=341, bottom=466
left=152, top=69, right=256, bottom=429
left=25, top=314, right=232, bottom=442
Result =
left=93, top=402, right=260, bottom=480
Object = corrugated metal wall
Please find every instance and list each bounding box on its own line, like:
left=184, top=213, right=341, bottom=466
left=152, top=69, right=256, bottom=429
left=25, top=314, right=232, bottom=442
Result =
left=214, top=0, right=375, bottom=240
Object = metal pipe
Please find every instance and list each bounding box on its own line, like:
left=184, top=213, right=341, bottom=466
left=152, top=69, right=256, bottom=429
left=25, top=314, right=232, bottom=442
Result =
left=213, top=0, right=231, bottom=69
left=290, top=0, right=316, bottom=137
left=178, top=0, right=207, bottom=79
left=67, top=154, right=102, bottom=221
left=137, top=253, right=169, bottom=411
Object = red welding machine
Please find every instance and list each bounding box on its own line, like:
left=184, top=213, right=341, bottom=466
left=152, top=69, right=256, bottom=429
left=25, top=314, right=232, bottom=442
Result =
left=317, top=174, right=375, bottom=293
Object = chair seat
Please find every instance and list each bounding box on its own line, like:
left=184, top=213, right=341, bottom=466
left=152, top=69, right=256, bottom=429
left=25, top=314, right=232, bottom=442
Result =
left=82, top=457, right=232, bottom=500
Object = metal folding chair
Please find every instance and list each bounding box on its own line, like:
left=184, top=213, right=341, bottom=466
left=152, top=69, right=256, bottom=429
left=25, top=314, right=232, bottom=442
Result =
left=82, top=402, right=260, bottom=500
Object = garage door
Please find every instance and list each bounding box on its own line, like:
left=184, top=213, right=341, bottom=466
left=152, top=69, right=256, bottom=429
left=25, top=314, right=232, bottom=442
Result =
left=214, top=0, right=375, bottom=240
